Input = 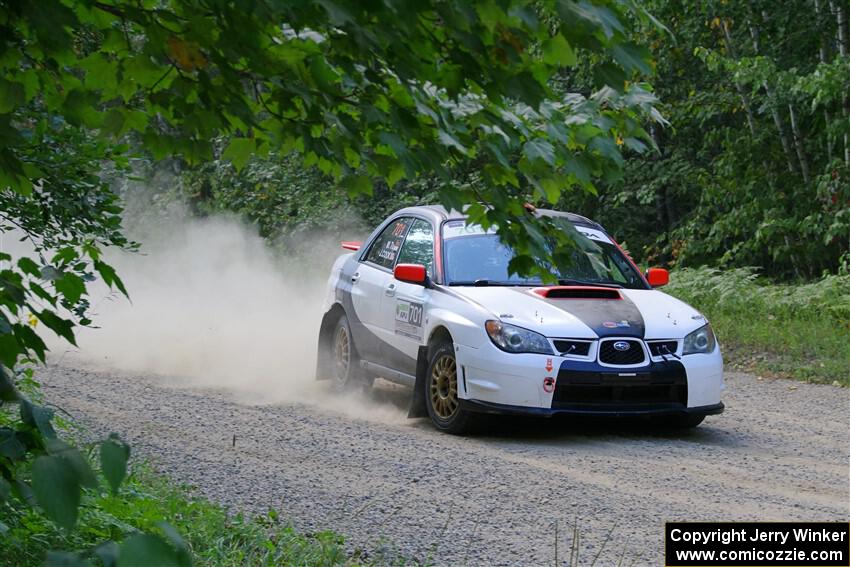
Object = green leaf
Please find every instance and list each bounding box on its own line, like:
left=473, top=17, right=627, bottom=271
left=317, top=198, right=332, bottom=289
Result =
left=542, top=35, right=576, bottom=67
left=118, top=534, right=185, bottom=567
left=0, top=332, right=21, bottom=369
left=157, top=522, right=192, bottom=567
left=80, top=53, right=117, bottom=90
left=100, top=434, right=130, bottom=494
left=523, top=138, right=556, bottom=166
left=0, top=428, right=26, bottom=460
left=94, top=261, right=128, bottom=297
left=47, top=439, right=99, bottom=489
left=36, top=310, right=76, bottom=345
left=539, top=176, right=563, bottom=203
left=507, top=255, right=536, bottom=277
left=53, top=248, right=78, bottom=266
left=594, top=62, right=627, bottom=89
left=0, top=78, right=25, bottom=113
left=0, top=365, right=18, bottom=402
left=21, top=399, right=57, bottom=439
left=32, top=454, right=81, bottom=530
left=54, top=273, right=86, bottom=304
left=17, top=257, right=40, bottom=277
left=14, top=325, right=48, bottom=362
left=610, top=42, right=652, bottom=75
left=0, top=476, right=10, bottom=501
left=102, top=108, right=127, bottom=137
left=558, top=1, right=624, bottom=39
left=222, top=137, right=256, bottom=172
left=342, top=175, right=373, bottom=197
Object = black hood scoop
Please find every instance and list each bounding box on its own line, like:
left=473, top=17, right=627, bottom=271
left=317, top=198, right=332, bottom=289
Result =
left=531, top=286, right=622, bottom=300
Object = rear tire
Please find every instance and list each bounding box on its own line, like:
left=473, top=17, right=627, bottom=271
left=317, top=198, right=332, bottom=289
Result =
left=330, top=314, right=371, bottom=392
left=425, top=342, right=476, bottom=434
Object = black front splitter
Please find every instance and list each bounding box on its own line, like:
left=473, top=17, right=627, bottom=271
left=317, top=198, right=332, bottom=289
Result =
left=458, top=399, right=725, bottom=418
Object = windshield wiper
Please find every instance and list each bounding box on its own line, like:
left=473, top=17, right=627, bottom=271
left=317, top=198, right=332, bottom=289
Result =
left=556, top=278, right=623, bottom=289
left=447, top=279, right=491, bottom=286
left=447, top=280, right=527, bottom=287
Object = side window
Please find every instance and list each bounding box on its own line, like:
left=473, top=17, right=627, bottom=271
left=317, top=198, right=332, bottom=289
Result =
left=364, top=217, right=412, bottom=269
left=396, top=219, right=434, bottom=275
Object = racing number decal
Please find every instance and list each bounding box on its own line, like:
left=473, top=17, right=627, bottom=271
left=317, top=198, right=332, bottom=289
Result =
left=395, top=299, right=423, bottom=339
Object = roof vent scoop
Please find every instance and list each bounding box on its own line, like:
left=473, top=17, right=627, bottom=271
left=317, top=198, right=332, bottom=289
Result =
left=531, top=286, right=622, bottom=300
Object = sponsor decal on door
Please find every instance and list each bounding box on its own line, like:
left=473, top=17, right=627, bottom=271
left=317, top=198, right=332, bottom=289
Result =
left=395, top=299, right=423, bottom=339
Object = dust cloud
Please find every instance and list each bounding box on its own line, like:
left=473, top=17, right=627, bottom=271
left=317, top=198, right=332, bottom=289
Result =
left=45, top=205, right=410, bottom=425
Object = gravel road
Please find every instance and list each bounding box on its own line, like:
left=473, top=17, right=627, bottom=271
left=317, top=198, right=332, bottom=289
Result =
left=41, top=364, right=849, bottom=566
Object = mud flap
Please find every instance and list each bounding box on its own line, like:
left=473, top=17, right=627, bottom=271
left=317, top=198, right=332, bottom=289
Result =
left=407, top=345, right=429, bottom=418
left=315, top=309, right=339, bottom=381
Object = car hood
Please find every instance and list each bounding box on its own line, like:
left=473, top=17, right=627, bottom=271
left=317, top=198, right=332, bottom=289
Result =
left=447, top=286, right=707, bottom=339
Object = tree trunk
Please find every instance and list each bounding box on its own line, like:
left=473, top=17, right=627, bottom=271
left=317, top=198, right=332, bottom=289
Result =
left=720, top=19, right=759, bottom=139
left=649, top=122, right=671, bottom=253
left=830, top=0, right=849, bottom=165
left=814, top=0, right=834, bottom=162
left=788, top=103, right=811, bottom=184
left=749, top=21, right=799, bottom=174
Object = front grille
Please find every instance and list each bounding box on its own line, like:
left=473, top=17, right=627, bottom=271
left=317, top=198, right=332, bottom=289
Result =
left=599, top=339, right=645, bottom=365
left=553, top=340, right=592, bottom=356
left=648, top=340, right=678, bottom=357
left=552, top=362, right=688, bottom=410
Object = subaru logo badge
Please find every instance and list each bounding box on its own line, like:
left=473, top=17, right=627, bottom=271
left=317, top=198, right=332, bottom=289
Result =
left=613, top=341, right=630, bottom=351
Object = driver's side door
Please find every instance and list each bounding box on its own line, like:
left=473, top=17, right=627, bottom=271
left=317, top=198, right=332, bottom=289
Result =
left=376, top=218, right=435, bottom=376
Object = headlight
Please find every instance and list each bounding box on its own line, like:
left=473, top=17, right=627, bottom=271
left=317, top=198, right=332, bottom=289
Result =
left=683, top=323, right=716, bottom=355
left=485, top=320, right=553, bottom=355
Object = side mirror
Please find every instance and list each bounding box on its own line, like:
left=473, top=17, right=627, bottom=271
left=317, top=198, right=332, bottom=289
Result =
left=646, top=267, right=669, bottom=288
left=394, top=263, right=427, bottom=285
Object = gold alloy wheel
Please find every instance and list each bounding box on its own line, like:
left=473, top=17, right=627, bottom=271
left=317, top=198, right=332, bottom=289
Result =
left=430, top=353, right=459, bottom=419
left=333, top=324, right=350, bottom=384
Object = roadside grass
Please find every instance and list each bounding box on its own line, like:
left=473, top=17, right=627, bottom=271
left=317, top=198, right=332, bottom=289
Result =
left=665, top=267, right=850, bottom=386
left=0, top=461, right=360, bottom=566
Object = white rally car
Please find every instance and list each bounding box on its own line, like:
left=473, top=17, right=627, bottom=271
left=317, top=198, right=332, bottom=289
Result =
left=316, top=206, right=724, bottom=434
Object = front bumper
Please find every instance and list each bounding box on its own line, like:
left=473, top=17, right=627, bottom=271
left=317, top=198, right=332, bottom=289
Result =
left=456, top=340, right=724, bottom=414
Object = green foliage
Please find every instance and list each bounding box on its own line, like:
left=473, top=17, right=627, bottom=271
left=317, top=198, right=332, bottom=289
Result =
left=667, top=267, right=850, bottom=323
left=0, top=103, right=138, bottom=559
left=100, top=434, right=130, bottom=495
left=182, top=151, right=362, bottom=243
left=556, top=0, right=849, bottom=278
left=1, top=0, right=662, bottom=281
left=666, top=267, right=850, bottom=385
left=1, top=463, right=379, bottom=566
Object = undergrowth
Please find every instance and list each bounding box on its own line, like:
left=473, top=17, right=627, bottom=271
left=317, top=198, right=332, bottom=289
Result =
left=665, top=267, right=850, bottom=386
left=0, top=460, right=368, bottom=566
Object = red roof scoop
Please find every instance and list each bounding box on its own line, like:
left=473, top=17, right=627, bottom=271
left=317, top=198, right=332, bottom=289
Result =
left=531, top=286, right=622, bottom=300
left=341, top=241, right=362, bottom=251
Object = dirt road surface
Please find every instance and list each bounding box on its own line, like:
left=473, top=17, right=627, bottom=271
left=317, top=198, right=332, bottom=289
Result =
left=41, top=364, right=849, bottom=566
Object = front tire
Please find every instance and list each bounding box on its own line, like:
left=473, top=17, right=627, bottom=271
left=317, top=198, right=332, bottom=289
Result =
left=425, top=342, right=476, bottom=434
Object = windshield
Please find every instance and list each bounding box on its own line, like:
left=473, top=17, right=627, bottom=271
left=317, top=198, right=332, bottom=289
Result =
left=441, top=222, right=646, bottom=289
